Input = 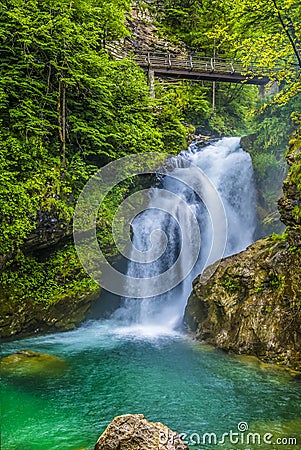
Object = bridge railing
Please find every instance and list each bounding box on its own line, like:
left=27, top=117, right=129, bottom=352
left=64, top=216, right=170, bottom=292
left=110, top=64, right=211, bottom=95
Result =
left=134, top=51, right=290, bottom=76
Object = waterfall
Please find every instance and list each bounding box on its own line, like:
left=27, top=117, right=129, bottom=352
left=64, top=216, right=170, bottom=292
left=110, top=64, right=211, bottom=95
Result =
left=113, top=137, right=256, bottom=333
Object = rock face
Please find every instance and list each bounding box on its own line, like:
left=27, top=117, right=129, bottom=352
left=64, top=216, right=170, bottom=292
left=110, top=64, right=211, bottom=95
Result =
left=278, top=139, right=301, bottom=247
left=0, top=287, right=100, bottom=338
left=185, top=137, right=301, bottom=370
left=21, top=210, right=72, bottom=252
left=94, top=414, right=188, bottom=450
left=124, top=3, right=185, bottom=54
left=108, top=1, right=187, bottom=59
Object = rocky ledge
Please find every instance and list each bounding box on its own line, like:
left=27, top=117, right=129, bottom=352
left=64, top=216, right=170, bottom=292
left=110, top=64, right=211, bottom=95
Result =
left=0, top=287, right=100, bottom=339
left=185, top=136, right=301, bottom=371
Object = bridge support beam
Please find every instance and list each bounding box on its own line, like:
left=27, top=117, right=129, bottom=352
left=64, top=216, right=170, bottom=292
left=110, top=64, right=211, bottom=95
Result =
left=147, top=68, right=155, bottom=98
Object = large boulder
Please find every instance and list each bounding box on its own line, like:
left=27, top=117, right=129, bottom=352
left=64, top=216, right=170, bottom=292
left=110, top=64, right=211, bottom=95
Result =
left=94, top=414, right=188, bottom=450
left=185, top=237, right=301, bottom=370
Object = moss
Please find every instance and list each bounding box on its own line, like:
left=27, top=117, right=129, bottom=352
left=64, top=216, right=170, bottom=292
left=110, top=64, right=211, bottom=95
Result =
left=185, top=237, right=301, bottom=370
left=221, top=276, right=241, bottom=292
left=287, top=136, right=301, bottom=195
left=254, top=284, right=264, bottom=293
left=292, top=205, right=301, bottom=221
left=0, top=350, right=67, bottom=378
left=267, top=271, right=283, bottom=290
left=289, top=245, right=301, bottom=253
left=271, top=231, right=287, bottom=243
left=0, top=243, right=100, bottom=338
left=0, top=244, right=97, bottom=306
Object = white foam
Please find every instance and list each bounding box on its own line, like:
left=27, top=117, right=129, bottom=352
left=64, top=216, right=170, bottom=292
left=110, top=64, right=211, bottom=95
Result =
left=114, top=136, right=256, bottom=334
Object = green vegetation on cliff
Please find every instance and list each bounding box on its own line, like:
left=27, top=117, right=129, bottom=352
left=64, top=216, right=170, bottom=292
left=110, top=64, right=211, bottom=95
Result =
left=0, top=0, right=192, bottom=335
left=241, top=96, right=301, bottom=237
left=1, top=0, right=301, bottom=338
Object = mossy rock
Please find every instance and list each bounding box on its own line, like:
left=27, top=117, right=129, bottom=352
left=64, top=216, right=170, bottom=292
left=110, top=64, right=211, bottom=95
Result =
left=0, top=350, right=67, bottom=377
left=185, top=236, right=301, bottom=370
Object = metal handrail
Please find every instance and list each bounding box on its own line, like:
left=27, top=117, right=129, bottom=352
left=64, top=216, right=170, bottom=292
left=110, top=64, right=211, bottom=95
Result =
left=134, top=51, right=297, bottom=76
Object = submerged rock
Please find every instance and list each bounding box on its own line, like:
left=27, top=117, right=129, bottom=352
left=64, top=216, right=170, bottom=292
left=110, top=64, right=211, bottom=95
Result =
left=0, top=350, right=67, bottom=377
left=94, top=414, right=188, bottom=450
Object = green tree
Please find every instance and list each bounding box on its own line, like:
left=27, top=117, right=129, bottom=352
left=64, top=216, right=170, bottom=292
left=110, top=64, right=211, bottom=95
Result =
left=0, top=0, right=190, bottom=269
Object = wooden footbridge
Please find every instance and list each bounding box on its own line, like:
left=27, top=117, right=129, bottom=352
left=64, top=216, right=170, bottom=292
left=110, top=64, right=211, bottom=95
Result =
left=134, top=51, right=282, bottom=85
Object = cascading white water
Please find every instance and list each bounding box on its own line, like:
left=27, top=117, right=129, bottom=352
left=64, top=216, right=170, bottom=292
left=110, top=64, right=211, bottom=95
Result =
left=114, top=137, right=256, bottom=333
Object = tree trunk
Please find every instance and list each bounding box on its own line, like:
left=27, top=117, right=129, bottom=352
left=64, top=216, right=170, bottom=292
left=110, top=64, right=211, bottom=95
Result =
left=57, top=80, right=66, bottom=168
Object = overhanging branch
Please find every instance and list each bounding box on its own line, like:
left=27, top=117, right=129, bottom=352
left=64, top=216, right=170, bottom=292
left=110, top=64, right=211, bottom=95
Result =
left=272, top=0, right=301, bottom=69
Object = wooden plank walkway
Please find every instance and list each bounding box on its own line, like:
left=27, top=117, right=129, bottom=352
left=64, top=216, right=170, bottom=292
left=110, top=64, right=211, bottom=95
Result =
left=134, top=52, right=283, bottom=85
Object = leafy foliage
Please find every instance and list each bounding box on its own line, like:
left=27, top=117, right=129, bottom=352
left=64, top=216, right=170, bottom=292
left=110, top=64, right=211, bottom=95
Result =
left=249, top=94, right=301, bottom=181
left=1, top=0, right=301, bottom=314
left=155, top=0, right=233, bottom=54
left=156, top=0, right=301, bottom=105
left=0, top=245, right=98, bottom=305
left=0, top=0, right=190, bottom=307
